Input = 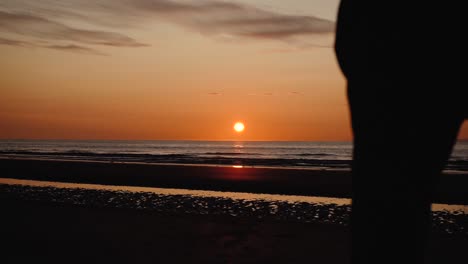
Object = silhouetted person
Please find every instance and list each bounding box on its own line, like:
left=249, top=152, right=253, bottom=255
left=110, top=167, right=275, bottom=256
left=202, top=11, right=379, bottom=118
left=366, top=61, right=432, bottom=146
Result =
left=334, top=1, right=467, bottom=263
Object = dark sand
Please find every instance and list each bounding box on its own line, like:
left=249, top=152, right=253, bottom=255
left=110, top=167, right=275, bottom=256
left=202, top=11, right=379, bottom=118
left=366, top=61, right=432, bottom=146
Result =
left=1, top=199, right=466, bottom=264
left=1, top=158, right=467, bottom=204
left=1, top=158, right=467, bottom=263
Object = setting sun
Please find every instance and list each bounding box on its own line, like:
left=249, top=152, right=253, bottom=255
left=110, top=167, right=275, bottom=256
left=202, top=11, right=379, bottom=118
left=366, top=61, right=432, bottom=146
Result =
left=233, top=122, right=245, bottom=133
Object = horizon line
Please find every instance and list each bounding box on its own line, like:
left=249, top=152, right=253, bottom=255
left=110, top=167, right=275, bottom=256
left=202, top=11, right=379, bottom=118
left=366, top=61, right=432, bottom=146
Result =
left=1, top=138, right=468, bottom=143
left=0, top=138, right=354, bottom=143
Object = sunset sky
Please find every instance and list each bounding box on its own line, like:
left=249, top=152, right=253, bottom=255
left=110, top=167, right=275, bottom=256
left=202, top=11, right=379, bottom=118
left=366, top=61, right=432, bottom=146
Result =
left=1, top=0, right=467, bottom=141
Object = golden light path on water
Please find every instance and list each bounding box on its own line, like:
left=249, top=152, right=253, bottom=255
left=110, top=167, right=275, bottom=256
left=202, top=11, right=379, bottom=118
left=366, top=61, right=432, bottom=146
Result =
left=0, top=178, right=466, bottom=213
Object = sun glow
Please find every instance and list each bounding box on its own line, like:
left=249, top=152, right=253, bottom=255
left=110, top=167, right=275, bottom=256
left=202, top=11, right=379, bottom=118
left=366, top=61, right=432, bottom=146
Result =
left=233, top=122, right=245, bottom=133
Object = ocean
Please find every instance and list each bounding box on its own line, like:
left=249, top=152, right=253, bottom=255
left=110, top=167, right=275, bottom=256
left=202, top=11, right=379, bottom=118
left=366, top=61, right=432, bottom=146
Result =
left=1, top=140, right=467, bottom=172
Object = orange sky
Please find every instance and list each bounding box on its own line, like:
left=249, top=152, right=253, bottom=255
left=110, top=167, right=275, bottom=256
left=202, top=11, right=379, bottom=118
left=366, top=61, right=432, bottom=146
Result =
left=0, top=0, right=467, bottom=141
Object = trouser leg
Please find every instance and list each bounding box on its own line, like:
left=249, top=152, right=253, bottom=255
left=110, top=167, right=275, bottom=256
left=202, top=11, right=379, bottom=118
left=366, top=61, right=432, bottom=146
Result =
left=347, top=82, right=462, bottom=264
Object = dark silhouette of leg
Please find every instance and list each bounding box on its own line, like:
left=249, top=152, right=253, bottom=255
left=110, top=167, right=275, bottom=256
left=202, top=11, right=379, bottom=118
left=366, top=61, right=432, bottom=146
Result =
left=334, top=1, right=466, bottom=262
left=348, top=81, right=463, bottom=263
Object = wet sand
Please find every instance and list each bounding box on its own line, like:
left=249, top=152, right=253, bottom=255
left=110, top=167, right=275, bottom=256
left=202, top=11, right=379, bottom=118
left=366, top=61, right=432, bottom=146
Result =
left=1, top=182, right=465, bottom=235
left=1, top=158, right=467, bottom=204
left=1, top=198, right=351, bottom=264
left=2, top=198, right=466, bottom=264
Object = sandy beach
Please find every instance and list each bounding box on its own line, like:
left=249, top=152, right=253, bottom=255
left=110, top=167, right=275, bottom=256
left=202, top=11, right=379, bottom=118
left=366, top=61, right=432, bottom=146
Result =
left=1, top=197, right=466, bottom=264
left=1, top=157, right=467, bottom=263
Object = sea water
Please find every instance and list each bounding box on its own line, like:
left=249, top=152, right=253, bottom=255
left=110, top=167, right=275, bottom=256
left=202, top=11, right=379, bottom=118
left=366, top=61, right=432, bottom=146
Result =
left=0, top=140, right=467, bottom=172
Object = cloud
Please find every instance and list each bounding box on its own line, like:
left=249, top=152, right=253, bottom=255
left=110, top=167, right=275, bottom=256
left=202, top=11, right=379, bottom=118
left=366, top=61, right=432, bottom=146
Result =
left=45, top=44, right=107, bottom=56
left=128, top=0, right=334, bottom=42
left=0, top=36, right=30, bottom=47
left=0, top=36, right=105, bottom=55
left=0, top=11, right=147, bottom=47
left=0, top=0, right=334, bottom=54
left=207, top=92, right=222, bottom=96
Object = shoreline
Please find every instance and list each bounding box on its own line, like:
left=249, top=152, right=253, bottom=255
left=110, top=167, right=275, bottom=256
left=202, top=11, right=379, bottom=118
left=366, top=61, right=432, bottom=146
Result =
left=0, top=155, right=348, bottom=171
left=1, top=157, right=467, bottom=204
left=1, top=179, right=466, bottom=236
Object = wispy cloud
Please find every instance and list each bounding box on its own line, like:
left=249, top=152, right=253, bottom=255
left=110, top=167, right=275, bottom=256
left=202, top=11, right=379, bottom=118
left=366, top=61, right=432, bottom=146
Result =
left=0, top=0, right=334, bottom=54
left=207, top=92, right=222, bottom=96
left=45, top=44, right=107, bottom=56
left=0, top=36, right=106, bottom=55
left=0, top=11, right=147, bottom=47
left=128, top=0, right=334, bottom=42
left=0, top=36, right=30, bottom=47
